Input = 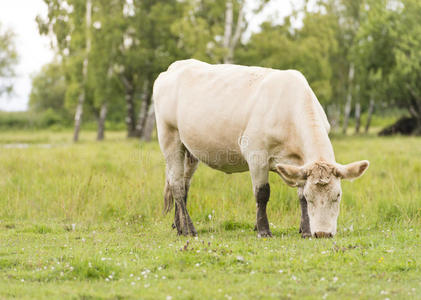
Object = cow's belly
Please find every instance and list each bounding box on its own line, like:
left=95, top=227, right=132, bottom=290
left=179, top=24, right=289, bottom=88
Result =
left=180, top=130, right=249, bottom=174
left=189, top=146, right=249, bottom=174
left=191, top=150, right=248, bottom=173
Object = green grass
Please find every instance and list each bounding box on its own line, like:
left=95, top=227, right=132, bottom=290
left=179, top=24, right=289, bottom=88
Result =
left=0, top=131, right=420, bottom=299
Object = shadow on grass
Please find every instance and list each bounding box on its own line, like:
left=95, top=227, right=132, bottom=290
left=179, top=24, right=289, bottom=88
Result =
left=193, top=220, right=300, bottom=238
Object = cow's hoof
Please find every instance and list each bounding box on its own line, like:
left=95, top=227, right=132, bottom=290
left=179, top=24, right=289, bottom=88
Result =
left=253, top=224, right=257, bottom=231
left=257, top=231, right=272, bottom=238
left=172, top=223, right=176, bottom=229
left=176, top=225, right=197, bottom=237
left=301, top=232, right=312, bottom=239
left=177, top=230, right=197, bottom=237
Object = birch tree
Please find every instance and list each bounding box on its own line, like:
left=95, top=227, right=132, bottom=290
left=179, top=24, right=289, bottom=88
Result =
left=73, top=0, right=92, bottom=142
left=222, top=0, right=245, bottom=63
left=38, top=0, right=95, bottom=141
left=0, top=23, right=18, bottom=96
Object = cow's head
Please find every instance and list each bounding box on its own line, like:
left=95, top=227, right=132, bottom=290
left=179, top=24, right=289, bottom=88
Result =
left=276, top=160, right=369, bottom=238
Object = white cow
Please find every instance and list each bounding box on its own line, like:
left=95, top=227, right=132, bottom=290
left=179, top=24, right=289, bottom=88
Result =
left=153, top=59, right=369, bottom=238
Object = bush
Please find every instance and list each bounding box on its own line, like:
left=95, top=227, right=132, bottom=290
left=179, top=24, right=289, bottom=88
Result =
left=0, top=110, right=70, bottom=129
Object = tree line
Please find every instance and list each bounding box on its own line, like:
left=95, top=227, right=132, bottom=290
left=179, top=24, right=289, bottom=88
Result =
left=5, top=0, right=421, bottom=139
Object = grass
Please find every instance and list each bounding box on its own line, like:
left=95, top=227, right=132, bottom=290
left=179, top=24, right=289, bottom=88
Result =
left=0, top=130, right=420, bottom=299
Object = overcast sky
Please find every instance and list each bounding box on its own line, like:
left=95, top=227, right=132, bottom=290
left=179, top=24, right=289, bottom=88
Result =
left=0, top=0, right=53, bottom=111
left=0, top=0, right=300, bottom=112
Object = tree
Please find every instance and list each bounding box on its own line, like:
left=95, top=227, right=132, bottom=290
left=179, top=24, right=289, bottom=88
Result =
left=353, top=0, right=421, bottom=133
left=38, top=0, right=95, bottom=141
left=89, top=0, right=125, bottom=140
left=73, top=0, right=92, bottom=142
left=172, top=0, right=266, bottom=64
left=29, top=61, right=69, bottom=119
left=120, top=0, right=185, bottom=139
left=0, top=22, right=18, bottom=96
left=236, top=11, right=338, bottom=107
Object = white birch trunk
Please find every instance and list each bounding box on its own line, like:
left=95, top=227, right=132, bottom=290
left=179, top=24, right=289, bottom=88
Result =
left=354, top=101, right=361, bottom=134
left=223, top=0, right=245, bottom=64
left=135, top=80, right=150, bottom=136
left=97, top=102, right=107, bottom=141
left=342, top=64, right=354, bottom=135
left=223, top=1, right=233, bottom=63
left=365, top=98, right=375, bottom=134
left=73, top=0, right=92, bottom=142
left=141, top=103, right=155, bottom=142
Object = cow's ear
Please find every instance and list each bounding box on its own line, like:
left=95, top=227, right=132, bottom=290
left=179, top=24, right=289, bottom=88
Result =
left=334, top=160, right=369, bottom=181
left=275, top=164, right=308, bottom=187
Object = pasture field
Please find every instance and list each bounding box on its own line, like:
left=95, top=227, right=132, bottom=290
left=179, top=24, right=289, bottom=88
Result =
left=0, top=131, right=420, bottom=299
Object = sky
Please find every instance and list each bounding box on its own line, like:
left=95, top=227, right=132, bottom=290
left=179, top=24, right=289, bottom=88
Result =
left=0, top=0, right=300, bottom=112
left=0, top=0, right=54, bottom=111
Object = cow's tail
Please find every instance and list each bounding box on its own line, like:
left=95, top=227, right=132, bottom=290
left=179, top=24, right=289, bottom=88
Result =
left=163, top=180, right=174, bottom=215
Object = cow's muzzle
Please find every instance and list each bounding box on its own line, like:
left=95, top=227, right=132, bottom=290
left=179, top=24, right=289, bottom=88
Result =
left=314, top=232, right=333, bottom=238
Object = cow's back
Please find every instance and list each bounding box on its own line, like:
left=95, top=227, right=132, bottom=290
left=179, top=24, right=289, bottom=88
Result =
left=154, top=60, right=279, bottom=170
left=154, top=59, right=274, bottom=128
left=153, top=59, right=328, bottom=172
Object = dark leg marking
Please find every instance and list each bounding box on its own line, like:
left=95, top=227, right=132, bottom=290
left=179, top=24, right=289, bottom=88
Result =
left=172, top=184, right=189, bottom=230
left=174, top=200, right=197, bottom=236
left=255, top=183, right=272, bottom=237
left=172, top=185, right=196, bottom=236
left=299, top=195, right=311, bottom=238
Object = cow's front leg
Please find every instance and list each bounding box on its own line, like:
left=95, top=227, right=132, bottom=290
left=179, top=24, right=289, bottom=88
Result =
left=248, top=157, right=272, bottom=238
left=298, top=188, right=311, bottom=238
left=255, top=183, right=272, bottom=237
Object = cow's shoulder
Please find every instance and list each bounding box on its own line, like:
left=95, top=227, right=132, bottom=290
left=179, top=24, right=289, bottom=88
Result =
left=282, top=69, right=309, bottom=86
left=154, top=60, right=203, bottom=96
left=260, top=69, right=309, bottom=88
left=167, top=59, right=209, bottom=73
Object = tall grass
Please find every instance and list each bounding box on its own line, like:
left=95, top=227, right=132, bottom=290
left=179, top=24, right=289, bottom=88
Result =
left=0, top=131, right=419, bottom=232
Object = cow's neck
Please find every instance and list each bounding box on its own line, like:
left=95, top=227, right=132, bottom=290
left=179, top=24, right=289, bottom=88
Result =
left=298, top=103, right=335, bottom=165
left=300, top=126, right=335, bottom=164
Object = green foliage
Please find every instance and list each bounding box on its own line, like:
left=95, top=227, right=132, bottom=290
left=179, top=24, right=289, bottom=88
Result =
left=0, top=111, right=69, bottom=129
left=237, top=13, right=338, bottom=105
left=352, top=0, right=421, bottom=116
left=30, top=0, right=421, bottom=132
left=29, top=62, right=70, bottom=119
left=0, top=22, right=18, bottom=95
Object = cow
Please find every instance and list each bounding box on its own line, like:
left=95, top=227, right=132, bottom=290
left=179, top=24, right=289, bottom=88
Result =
left=153, top=59, right=369, bottom=238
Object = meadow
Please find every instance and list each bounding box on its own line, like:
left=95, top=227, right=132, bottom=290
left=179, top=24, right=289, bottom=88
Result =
left=0, top=130, right=420, bottom=299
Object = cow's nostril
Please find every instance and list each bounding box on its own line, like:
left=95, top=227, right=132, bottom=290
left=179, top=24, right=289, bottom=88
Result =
left=315, top=232, right=333, bottom=238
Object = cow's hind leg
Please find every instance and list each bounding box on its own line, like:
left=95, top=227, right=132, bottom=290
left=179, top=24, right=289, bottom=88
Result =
left=161, top=129, right=196, bottom=236
left=298, top=188, right=311, bottom=238
left=172, top=150, right=199, bottom=230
